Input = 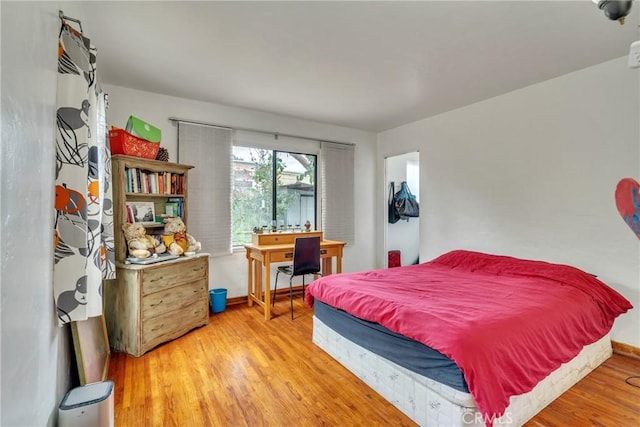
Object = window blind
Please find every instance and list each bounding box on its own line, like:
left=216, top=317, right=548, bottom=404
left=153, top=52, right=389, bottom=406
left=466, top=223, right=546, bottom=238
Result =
left=178, top=123, right=232, bottom=256
left=320, top=142, right=355, bottom=244
left=233, top=129, right=320, bottom=154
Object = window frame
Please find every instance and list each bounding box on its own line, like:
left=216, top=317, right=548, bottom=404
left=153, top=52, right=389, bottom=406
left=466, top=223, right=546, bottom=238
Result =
left=231, top=146, right=318, bottom=248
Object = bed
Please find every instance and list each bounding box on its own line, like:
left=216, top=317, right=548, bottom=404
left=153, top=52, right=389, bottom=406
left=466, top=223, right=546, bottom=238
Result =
left=305, top=250, right=632, bottom=426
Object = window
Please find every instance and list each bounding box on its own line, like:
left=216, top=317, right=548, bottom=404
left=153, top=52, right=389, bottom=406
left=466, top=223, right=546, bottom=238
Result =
left=176, top=121, right=354, bottom=255
left=232, top=146, right=317, bottom=246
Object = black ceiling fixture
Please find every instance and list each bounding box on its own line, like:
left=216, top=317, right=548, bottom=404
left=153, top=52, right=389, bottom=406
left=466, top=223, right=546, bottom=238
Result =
left=594, top=0, right=634, bottom=24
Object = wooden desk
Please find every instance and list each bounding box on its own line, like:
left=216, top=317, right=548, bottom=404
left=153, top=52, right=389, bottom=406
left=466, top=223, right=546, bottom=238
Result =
left=244, top=232, right=345, bottom=320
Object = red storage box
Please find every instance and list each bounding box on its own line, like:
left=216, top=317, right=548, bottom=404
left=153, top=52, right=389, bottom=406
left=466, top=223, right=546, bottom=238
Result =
left=388, top=250, right=401, bottom=268
left=109, top=128, right=159, bottom=159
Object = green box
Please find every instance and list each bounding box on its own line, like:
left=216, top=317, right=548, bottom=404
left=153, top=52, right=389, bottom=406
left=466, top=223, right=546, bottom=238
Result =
left=125, top=116, right=161, bottom=143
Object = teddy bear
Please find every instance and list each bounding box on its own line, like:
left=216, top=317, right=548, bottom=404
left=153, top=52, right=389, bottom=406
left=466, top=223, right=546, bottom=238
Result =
left=122, top=222, right=166, bottom=259
left=162, top=217, right=202, bottom=255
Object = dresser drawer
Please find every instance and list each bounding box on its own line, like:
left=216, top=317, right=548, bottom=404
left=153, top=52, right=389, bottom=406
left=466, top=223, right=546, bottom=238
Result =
left=142, top=279, right=208, bottom=320
left=142, top=257, right=207, bottom=295
left=141, top=300, right=208, bottom=351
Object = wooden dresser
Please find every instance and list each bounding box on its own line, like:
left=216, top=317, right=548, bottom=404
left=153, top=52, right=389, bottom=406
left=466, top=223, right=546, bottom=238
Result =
left=105, top=155, right=209, bottom=357
left=104, top=255, right=209, bottom=357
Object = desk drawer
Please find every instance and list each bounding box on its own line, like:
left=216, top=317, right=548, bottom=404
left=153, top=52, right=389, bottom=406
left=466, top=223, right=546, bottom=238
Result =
left=142, top=257, right=207, bottom=295
left=254, top=234, right=288, bottom=245
left=269, top=245, right=341, bottom=263
left=253, top=231, right=322, bottom=245
left=320, top=246, right=341, bottom=258
left=142, top=279, right=207, bottom=320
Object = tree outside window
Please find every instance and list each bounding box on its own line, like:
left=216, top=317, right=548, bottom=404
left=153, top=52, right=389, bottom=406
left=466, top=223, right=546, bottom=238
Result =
left=232, top=147, right=317, bottom=246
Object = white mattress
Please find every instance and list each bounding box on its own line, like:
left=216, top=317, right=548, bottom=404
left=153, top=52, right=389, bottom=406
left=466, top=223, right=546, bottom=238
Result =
left=313, top=316, right=612, bottom=426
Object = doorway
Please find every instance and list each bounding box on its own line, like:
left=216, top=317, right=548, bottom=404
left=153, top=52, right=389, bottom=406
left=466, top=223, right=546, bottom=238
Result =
left=385, top=152, right=420, bottom=267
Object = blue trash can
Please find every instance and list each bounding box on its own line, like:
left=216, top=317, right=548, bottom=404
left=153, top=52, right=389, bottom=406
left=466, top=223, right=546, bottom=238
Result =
left=209, top=288, right=227, bottom=313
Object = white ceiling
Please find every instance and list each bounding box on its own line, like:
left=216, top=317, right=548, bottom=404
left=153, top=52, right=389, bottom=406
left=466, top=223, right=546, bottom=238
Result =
left=79, top=1, right=640, bottom=132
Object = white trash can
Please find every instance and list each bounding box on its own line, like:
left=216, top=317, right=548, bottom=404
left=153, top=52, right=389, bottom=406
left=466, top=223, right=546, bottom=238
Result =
left=58, top=380, right=114, bottom=427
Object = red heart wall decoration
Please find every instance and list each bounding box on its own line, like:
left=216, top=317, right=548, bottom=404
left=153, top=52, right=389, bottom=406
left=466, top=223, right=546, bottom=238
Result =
left=615, top=178, right=640, bottom=239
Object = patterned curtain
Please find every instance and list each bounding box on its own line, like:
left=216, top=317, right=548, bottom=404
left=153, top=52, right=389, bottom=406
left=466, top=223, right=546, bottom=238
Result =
left=53, top=22, right=115, bottom=326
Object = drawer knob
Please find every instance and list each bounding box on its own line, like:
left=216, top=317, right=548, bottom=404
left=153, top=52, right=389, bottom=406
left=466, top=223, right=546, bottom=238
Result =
left=150, top=299, right=163, bottom=307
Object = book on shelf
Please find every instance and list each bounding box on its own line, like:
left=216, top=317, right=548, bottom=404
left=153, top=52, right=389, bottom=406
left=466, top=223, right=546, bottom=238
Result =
left=149, top=172, right=157, bottom=194
left=170, top=174, right=177, bottom=194
left=123, top=167, right=184, bottom=195
left=125, top=167, right=134, bottom=193
left=165, top=172, right=171, bottom=194
left=158, top=173, right=165, bottom=194
left=124, top=167, right=136, bottom=193
left=126, top=203, right=134, bottom=223
left=132, top=168, right=138, bottom=193
left=136, top=169, right=142, bottom=193
left=167, top=197, right=184, bottom=217
left=165, top=202, right=179, bottom=217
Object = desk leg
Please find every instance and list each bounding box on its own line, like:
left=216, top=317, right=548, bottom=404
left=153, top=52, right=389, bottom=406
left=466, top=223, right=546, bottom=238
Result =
left=254, top=261, right=262, bottom=302
left=264, top=258, right=271, bottom=320
left=247, top=257, right=254, bottom=306
left=336, top=253, right=343, bottom=274
left=322, top=258, right=333, bottom=276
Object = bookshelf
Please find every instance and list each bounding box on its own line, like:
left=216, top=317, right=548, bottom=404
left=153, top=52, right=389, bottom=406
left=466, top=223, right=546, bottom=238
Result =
left=111, top=155, right=193, bottom=262
left=106, top=155, right=209, bottom=357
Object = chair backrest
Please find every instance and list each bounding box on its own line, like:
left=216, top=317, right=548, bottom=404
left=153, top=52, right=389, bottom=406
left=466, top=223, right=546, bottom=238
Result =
left=292, top=236, right=321, bottom=276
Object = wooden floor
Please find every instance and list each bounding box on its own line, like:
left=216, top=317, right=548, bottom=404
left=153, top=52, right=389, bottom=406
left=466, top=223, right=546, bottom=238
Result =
left=108, top=298, right=640, bottom=426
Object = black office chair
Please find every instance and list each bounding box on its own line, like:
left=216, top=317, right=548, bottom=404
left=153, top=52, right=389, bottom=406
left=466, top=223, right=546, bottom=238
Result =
left=273, top=236, right=322, bottom=319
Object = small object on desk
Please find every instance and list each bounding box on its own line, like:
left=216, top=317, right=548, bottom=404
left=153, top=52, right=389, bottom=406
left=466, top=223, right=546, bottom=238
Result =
left=304, top=220, right=311, bottom=231
left=184, top=251, right=195, bottom=257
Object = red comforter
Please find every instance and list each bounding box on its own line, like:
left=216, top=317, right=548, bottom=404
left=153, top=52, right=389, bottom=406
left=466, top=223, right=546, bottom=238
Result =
left=305, top=250, right=632, bottom=423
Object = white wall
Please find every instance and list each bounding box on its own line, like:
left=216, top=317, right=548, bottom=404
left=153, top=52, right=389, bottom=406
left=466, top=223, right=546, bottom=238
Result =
left=1, top=2, right=86, bottom=425
left=104, top=85, right=378, bottom=298
left=386, top=152, right=420, bottom=266
left=378, top=57, right=640, bottom=347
